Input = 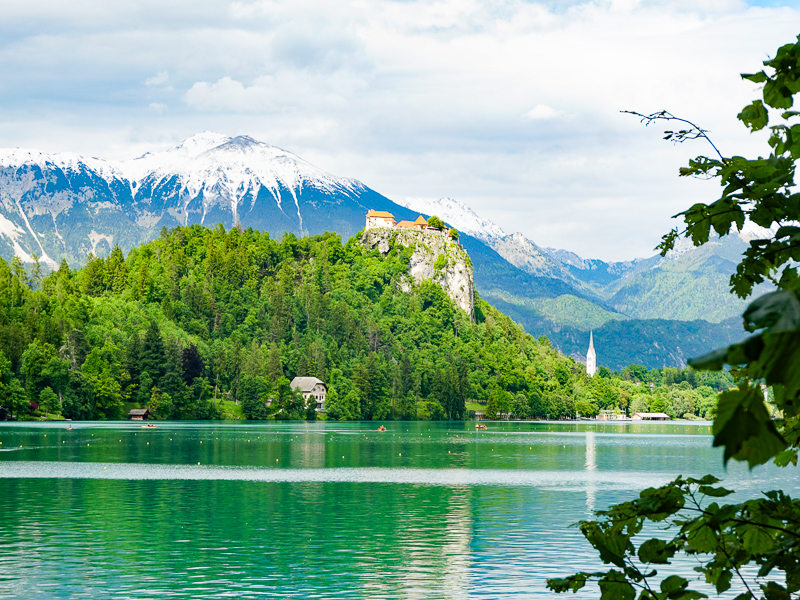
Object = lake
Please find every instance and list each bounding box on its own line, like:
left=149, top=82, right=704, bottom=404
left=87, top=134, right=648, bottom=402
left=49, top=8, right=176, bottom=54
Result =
left=0, top=420, right=795, bottom=598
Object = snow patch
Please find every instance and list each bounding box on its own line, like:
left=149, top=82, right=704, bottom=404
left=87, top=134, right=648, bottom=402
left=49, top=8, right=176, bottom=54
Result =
left=0, top=213, right=33, bottom=262
left=0, top=148, right=126, bottom=188
left=736, top=221, right=779, bottom=242
left=135, top=212, right=162, bottom=228
left=88, top=230, right=114, bottom=256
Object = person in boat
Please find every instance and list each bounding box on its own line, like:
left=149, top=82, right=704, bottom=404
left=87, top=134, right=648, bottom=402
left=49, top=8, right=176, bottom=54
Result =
left=378, top=425, right=386, bottom=431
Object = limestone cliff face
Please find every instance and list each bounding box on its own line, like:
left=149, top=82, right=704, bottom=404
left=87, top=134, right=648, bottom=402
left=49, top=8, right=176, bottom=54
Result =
left=362, top=228, right=475, bottom=320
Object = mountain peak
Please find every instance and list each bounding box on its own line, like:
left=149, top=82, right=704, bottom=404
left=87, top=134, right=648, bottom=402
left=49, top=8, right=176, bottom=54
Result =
left=395, top=196, right=506, bottom=243
left=171, top=131, right=232, bottom=157
left=224, top=135, right=259, bottom=147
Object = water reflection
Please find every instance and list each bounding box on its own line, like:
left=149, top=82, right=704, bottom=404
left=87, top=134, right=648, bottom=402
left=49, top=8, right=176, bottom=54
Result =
left=584, top=431, right=596, bottom=514
left=0, top=420, right=795, bottom=599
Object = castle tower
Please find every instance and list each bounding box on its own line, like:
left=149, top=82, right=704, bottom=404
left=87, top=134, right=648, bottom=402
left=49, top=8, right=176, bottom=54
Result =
left=586, top=331, right=597, bottom=377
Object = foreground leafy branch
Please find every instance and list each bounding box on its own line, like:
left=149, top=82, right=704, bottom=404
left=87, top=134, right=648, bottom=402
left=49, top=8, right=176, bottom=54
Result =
left=549, top=35, right=800, bottom=599
left=548, top=476, right=800, bottom=599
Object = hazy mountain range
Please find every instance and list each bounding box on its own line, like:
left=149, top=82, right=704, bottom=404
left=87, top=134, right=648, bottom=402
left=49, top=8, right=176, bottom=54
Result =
left=0, top=132, right=759, bottom=369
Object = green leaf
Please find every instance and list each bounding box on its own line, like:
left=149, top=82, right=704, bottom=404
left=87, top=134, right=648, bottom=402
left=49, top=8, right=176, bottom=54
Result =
left=742, top=526, right=774, bottom=554
left=742, top=71, right=769, bottom=83
left=712, top=386, right=786, bottom=467
left=686, top=475, right=720, bottom=485
left=773, top=449, right=798, bottom=467
left=657, top=228, right=680, bottom=256
left=687, top=526, right=717, bottom=553
left=701, top=565, right=733, bottom=594
left=738, top=100, right=769, bottom=131
left=582, top=522, right=629, bottom=567
left=638, top=538, right=675, bottom=564
left=661, top=575, right=688, bottom=594
left=637, top=484, right=686, bottom=521
left=688, top=346, right=729, bottom=371
left=742, top=290, right=800, bottom=333
left=761, top=581, right=791, bottom=600
left=547, top=573, right=590, bottom=593
left=756, top=331, right=800, bottom=397
left=698, top=485, right=734, bottom=497
left=598, top=570, right=636, bottom=600
left=764, top=78, right=795, bottom=109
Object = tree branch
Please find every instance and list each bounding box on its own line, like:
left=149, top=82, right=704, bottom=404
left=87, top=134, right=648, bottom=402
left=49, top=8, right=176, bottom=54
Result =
left=622, top=110, right=726, bottom=162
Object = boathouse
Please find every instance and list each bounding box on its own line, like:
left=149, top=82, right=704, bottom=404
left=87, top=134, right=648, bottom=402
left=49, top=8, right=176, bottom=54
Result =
left=128, top=408, right=150, bottom=420
left=631, top=412, right=670, bottom=421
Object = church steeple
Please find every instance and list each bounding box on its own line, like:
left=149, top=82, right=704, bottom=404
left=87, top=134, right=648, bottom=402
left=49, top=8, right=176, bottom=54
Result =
left=586, top=330, right=597, bottom=377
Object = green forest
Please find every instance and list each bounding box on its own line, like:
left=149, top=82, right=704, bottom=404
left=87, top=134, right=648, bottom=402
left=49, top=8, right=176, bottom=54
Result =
left=0, top=225, right=731, bottom=422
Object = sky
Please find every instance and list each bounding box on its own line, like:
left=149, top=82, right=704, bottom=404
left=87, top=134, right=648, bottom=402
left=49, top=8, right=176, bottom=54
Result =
left=1, top=0, right=799, bottom=261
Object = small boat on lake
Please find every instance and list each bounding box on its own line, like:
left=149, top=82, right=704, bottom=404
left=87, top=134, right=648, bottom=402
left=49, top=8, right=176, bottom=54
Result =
left=476, top=423, right=487, bottom=429
left=141, top=424, right=158, bottom=429
left=378, top=426, right=387, bottom=431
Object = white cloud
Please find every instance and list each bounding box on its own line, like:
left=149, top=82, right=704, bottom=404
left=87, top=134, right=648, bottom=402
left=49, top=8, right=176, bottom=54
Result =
left=527, top=105, right=561, bottom=120
left=184, top=77, right=273, bottom=113
left=145, top=71, right=170, bottom=87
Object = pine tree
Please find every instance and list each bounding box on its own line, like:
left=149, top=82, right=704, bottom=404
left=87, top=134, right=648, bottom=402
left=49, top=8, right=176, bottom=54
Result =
left=140, top=321, right=166, bottom=382
left=266, top=342, right=283, bottom=382
left=104, top=246, right=129, bottom=293
left=124, top=334, right=142, bottom=387
left=398, top=353, right=413, bottom=397
left=181, top=344, right=205, bottom=383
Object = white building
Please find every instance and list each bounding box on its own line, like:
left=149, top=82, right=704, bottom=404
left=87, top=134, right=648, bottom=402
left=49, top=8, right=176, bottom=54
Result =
left=365, top=209, right=396, bottom=229
left=586, top=331, right=597, bottom=377
left=290, top=377, right=328, bottom=411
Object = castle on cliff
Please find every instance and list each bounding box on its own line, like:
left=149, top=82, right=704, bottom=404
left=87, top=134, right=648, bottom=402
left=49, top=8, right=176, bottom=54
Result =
left=365, top=209, right=450, bottom=233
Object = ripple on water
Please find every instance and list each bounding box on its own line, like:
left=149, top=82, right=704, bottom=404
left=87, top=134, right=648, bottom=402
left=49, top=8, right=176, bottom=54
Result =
left=0, top=461, right=672, bottom=490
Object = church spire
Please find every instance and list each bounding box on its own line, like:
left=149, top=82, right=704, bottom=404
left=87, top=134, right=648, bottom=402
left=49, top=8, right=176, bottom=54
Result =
left=586, top=330, right=597, bottom=377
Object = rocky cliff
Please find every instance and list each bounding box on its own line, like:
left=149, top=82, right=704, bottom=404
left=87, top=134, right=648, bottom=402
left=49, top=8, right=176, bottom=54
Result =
left=361, top=228, right=475, bottom=320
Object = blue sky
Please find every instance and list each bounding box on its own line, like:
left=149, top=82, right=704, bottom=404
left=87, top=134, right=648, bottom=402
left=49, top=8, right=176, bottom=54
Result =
left=1, top=0, right=799, bottom=260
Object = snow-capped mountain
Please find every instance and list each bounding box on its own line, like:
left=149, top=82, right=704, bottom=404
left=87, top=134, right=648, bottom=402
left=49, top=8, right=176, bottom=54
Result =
left=123, top=133, right=366, bottom=229
left=0, top=133, right=400, bottom=266
left=396, top=196, right=506, bottom=243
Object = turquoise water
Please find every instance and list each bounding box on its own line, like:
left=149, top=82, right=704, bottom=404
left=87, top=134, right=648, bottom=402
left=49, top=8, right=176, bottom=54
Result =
left=0, top=421, right=795, bottom=598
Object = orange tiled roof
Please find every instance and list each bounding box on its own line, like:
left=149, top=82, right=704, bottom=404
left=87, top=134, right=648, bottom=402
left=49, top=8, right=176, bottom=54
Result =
left=413, top=215, right=428, bottom=225
left=395, top=220, right=416, bottom=228
left=366, top=209, right=396, bottom=219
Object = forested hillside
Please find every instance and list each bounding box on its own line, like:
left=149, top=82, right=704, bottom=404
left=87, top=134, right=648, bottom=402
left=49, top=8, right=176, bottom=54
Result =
left=0, top=225, right=728, bottom=422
